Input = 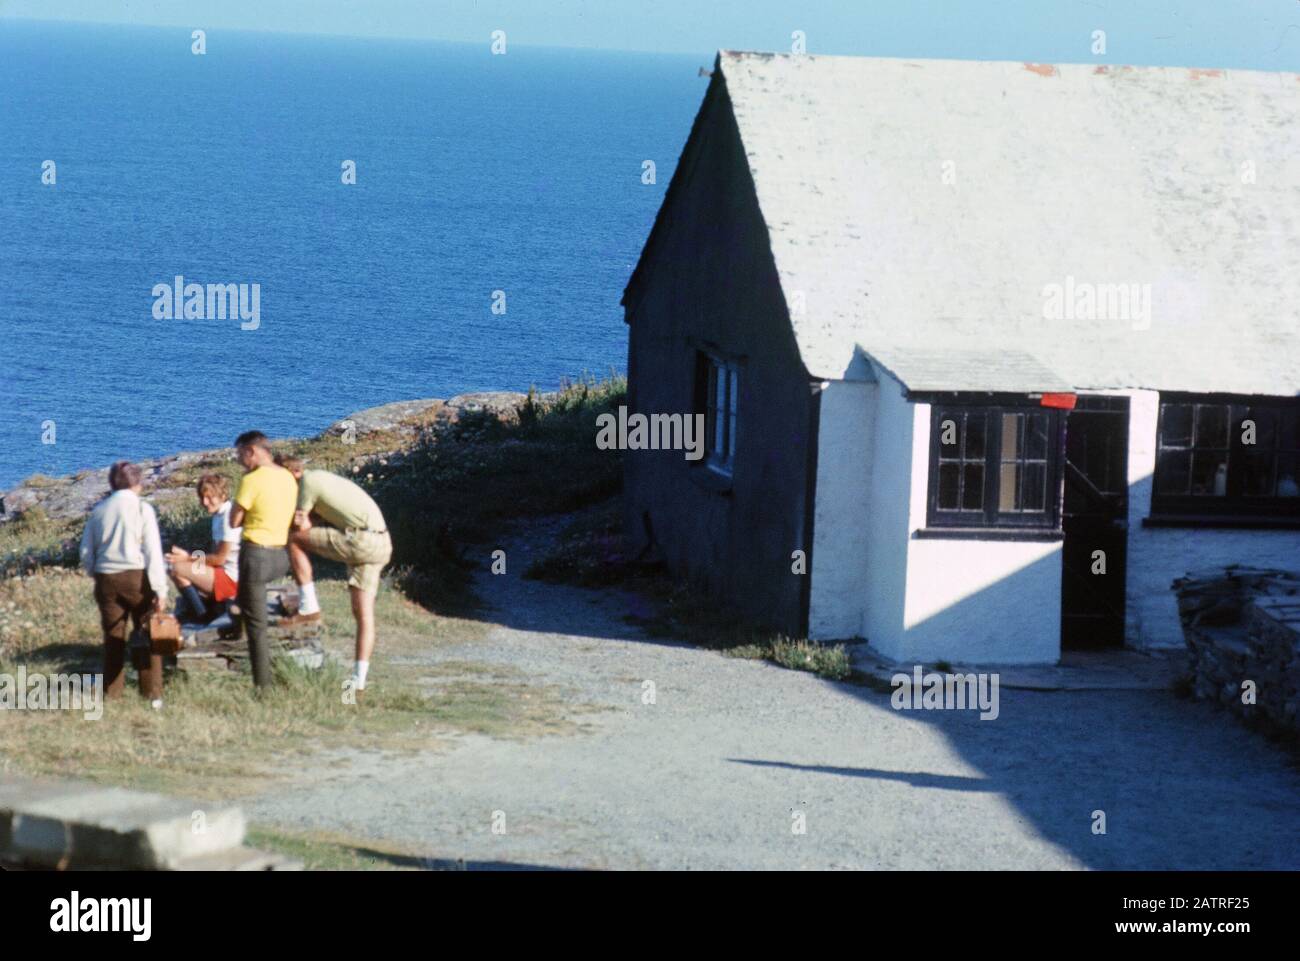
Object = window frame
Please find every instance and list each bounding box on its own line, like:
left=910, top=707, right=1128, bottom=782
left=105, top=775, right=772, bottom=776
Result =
left=1151, top=393, right=1300, bottom=520
left=697, top=351, right=739, bottom=476
left=926, top=399, right=1065, bottom=531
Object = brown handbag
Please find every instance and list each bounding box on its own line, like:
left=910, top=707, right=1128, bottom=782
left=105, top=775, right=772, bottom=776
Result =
left=149, top=613, right=182, bottom=654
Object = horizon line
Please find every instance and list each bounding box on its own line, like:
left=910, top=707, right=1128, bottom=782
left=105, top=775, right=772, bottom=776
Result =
left=0, top=14, right=721, bottom=59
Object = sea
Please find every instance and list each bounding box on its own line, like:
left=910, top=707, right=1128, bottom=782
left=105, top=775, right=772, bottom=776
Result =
left=0, top=19, right=705, bottom=489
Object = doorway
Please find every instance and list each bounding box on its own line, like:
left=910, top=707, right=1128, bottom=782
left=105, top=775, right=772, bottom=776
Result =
left=1061, top=396, right=1129, bottom=649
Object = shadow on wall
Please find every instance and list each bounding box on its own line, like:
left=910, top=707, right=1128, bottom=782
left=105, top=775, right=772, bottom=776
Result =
left=884, top=545, right=1063, bottom=665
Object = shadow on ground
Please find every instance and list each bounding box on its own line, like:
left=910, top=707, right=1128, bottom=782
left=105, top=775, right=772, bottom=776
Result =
left=728, top=758, right=994, bottom=792
left=446, top=518, right=1300, bottom=870
left=352, top=847, right=572, bottom=871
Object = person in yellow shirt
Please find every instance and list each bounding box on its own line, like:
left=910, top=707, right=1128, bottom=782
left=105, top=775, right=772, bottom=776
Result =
left=228, top=430, right=298, bottom=690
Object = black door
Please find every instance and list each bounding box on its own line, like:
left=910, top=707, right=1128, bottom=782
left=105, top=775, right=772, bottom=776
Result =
left=1061, top=397, right=1129, bottom=649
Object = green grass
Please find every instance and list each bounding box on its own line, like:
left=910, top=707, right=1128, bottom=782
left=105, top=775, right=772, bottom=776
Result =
left=1, top=653, right=410, bottom=796
left=633, top=583, right=852, bottom=680
left=0, top=376, right=625, bottom=794
left=245, top=825, right=462, bottom=870
left=246, top=824, right=574, bottom=870
left=364, top=373, right=626, bottom=610
left=0, top=569, right=587, bottom=796
left=0, top=507, right=81, bottom=578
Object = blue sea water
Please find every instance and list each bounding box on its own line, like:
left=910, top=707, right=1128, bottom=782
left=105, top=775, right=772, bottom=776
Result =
left=0, top=20, right=703, bottom=489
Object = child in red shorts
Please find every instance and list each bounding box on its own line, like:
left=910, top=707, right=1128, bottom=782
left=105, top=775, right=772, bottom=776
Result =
left=167, top=473, right=242, bottom=624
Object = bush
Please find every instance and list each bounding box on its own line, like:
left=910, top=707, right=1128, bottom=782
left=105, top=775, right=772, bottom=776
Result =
left=356, top=374, right=626, bottom=611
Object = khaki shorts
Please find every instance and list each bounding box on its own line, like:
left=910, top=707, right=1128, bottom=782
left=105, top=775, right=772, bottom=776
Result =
left=303, top=527, right=392, bottom=594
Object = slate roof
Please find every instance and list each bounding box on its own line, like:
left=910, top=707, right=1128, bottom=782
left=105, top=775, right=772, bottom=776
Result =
left=861, top=346, right=1074, bottom=395
left=651, top=51, right=1300, bottom=396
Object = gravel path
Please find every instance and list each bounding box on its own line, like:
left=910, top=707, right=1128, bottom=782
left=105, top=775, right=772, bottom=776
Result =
left=247, top=518, right=1300, bottom=870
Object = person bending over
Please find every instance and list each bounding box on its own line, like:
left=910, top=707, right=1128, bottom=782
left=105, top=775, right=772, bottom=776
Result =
left=276, top=455, right=392, bottom=694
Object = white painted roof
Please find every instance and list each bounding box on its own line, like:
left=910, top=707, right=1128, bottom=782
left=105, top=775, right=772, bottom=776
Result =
left=719, top=51, right=1300, bottom=394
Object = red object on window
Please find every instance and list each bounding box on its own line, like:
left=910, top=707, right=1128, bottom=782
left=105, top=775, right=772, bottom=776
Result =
left=1040, top=393, right=1077, bottom=409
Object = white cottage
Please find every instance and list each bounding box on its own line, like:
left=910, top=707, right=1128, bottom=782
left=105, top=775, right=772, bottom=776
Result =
left=621, top=52, right=1300, bottom=665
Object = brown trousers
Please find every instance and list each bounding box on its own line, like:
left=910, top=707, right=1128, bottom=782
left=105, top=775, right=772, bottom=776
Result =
left=93, top=570, right=155, bottom=698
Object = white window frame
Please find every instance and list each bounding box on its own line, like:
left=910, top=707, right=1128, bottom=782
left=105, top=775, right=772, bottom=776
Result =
left=705, top=355, right=739, bottom=474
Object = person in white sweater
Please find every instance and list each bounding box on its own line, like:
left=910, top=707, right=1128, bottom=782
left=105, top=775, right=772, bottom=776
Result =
left=79, top=461, right=168, bottom=698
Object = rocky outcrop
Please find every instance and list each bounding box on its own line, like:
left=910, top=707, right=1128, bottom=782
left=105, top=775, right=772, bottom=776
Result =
left=1, top=391, right=533, bottom=526
left=0, top=451, right=226, bottom=524
left=1173, top=567, right=1300, bottom=741
left=324, top=392, right=529, bottom=438
left=326, top=398, right=449, bottom=437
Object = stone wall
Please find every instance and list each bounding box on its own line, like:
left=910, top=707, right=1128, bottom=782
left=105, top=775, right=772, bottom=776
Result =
left=1174, top=567, right=1300, bottom=740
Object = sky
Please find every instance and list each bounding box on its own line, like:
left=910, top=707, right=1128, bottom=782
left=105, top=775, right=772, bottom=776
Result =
left=4, top=0, right=1300, bottom=69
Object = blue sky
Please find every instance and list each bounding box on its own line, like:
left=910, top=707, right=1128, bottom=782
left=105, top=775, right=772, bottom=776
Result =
left=4, top=0, right=1300, bottom=68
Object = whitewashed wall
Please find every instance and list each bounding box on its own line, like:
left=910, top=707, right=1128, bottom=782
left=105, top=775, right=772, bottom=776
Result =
left=809, top=380, right=1300, bottom=660
left=1122, top=390, right=1300, bottom=649
left=857, top=375, right=914, bottom=649
left=898, top=397, right=1062, bottom=664
left=809, top=372, right=1062, bottom=664
left=808, top=380, right=875, bottom=639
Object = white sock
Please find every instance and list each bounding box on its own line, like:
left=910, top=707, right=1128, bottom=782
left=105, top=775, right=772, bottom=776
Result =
left=354, top=660, right=369, bottom=690
left=298, top=581, right=320, bottom=615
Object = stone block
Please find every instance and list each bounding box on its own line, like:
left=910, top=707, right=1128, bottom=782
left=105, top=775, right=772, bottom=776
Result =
left=2, top=780, right=245, bottom=869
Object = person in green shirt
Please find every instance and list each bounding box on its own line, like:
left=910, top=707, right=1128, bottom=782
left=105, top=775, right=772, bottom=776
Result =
left=277, top=456, right=392, bottom=696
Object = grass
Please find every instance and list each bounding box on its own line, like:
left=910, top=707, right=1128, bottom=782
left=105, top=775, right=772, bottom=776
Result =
left=0, top=571, right=517, bottom=796
left=155, top=454, right=243, bottom=496
left=0, top=375, right=620, bottom=793
left=635, top=585, right=852, bottom=680
left=246, top=824, right=575, bottom=870
left=0, top=507, right=81, bottom=578
left=153, top=418, right=437, bottom=496
left=245, top=825, right=440, bottom=870
left=364, top=373, right=626, bottom=610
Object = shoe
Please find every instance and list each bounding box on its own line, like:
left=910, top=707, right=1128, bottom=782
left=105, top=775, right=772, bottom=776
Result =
left=278, top=611, right=321, bottom=625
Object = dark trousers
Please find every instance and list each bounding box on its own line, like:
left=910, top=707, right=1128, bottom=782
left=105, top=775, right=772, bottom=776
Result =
left=93, top=570, right=154, bottom=699
left=237, top=542, right=290, bottom=689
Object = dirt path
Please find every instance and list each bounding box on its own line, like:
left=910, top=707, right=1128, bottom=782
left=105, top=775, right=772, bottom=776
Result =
left=246, top=517, right=1300, bottom=870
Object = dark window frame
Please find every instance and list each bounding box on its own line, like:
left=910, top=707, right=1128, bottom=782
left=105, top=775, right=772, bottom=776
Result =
left=1152, top=393, right=1300, bottom=519
left=926, top=399, right=1065, bottom=531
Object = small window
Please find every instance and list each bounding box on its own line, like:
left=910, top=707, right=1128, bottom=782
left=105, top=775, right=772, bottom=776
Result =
left=1153, top=394, right=1300, bottom=517
left=928, top=402, right=1062, bottom=529
left=700, top=353, right=739, bottom=474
